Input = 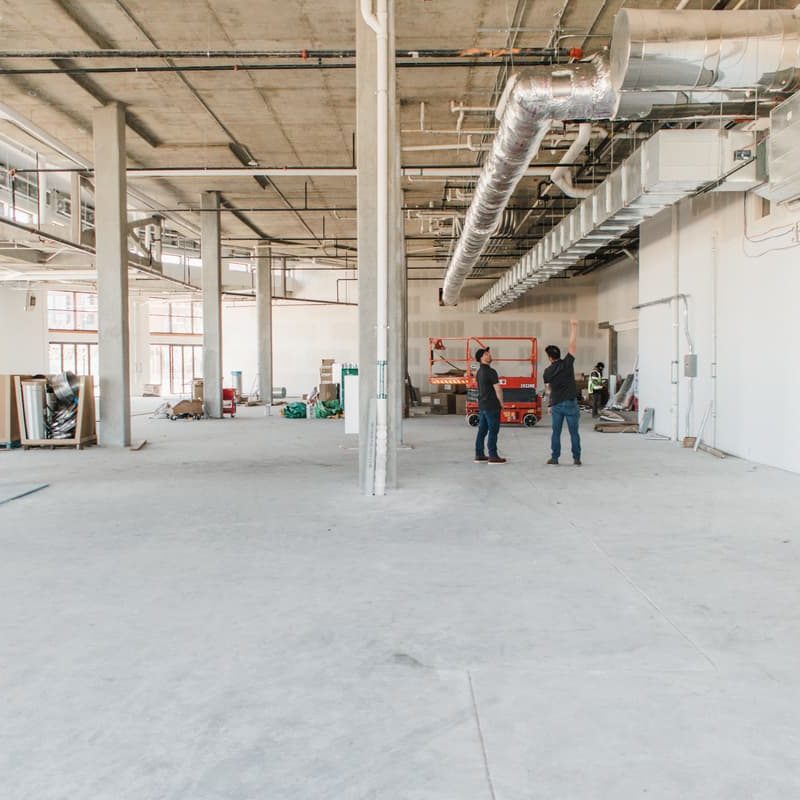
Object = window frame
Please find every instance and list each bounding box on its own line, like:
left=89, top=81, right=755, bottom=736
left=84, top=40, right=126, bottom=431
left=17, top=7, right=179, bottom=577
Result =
left=149, top=299, right=203, bottom=335
left=47, top=290, right=98, bottom=333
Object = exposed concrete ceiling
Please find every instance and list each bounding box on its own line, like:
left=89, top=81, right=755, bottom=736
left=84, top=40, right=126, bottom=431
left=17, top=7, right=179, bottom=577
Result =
left=0, top=0, right=796, bottom=294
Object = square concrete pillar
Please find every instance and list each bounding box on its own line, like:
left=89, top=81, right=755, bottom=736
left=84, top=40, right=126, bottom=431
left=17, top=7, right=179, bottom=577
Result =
left=93, top=103, right=131, bottom=447
left=201, top=191, right=223, bottom=418
left=256, top=244, right=273, bottom=405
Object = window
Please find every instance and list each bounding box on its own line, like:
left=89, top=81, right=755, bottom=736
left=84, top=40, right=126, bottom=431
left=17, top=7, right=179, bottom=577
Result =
left=149, top=344, right=203, bottom=395
left=49, top=342, right=99, bottom=377
left=48, top=291, right=98, bottom=331
left=149, top=300, right=203, bottom=334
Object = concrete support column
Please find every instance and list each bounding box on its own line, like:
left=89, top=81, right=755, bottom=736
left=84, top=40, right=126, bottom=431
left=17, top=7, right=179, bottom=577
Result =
left=201, top=191, right=223, bottom=418
left=93, top=102, right=131, bottom=447
left=357, top=0, right=398, bottom=493
left=256, top=243, right=273, bottom=405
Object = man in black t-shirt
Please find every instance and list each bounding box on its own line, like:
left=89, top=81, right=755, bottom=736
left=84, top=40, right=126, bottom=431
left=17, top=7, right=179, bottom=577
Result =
left=473, top=347, right=507, bottom=464
left=542, top=320, right=582, bottom=466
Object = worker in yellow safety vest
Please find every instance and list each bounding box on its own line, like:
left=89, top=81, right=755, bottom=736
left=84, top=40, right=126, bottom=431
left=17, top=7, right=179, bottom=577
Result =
left=588, top=362, right=607, bottom=419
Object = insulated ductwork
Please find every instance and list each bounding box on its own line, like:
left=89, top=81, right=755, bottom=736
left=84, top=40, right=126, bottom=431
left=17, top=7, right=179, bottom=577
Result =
left=440, top=8, right=800, bottom=307
left=440, top=55, right=615, bottom=306
left=611, top=8, right=800, bottom=94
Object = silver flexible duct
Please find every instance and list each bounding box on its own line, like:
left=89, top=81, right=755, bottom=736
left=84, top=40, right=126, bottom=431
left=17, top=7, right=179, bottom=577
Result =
left=440, top=55, right=615, bottom=306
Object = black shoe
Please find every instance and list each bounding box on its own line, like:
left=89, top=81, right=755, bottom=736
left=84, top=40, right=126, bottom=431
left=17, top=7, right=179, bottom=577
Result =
left=547, top=458, right=558, bottom=465
left=573, top=459, right=582, bottom=466
left=474, top=455, right=489, bottom=463
left=488, top=456, right=507, bottom=464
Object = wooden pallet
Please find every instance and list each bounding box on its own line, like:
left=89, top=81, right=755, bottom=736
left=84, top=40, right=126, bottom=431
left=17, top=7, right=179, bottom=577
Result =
left=594, top=422, right=640, bottom=433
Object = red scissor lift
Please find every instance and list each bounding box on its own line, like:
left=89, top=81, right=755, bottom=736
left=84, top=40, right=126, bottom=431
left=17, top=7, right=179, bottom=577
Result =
left=429, top=336, right=542, bottom=427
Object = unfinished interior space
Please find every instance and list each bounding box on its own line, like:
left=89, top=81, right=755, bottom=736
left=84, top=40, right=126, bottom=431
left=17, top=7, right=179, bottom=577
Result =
left=1, top=1, right=799, bottom=797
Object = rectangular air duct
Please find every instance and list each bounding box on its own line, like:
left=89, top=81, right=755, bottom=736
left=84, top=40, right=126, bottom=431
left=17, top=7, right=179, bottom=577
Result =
left=765, top=90, right=800, bottom=203
left=479, top=129, right=747, bottom=313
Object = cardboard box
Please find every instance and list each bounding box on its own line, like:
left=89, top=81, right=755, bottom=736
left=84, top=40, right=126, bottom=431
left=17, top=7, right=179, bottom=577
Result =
left=318, top=383, right=339, bottom=402
left=439, top=382, right=467, bottom=395
left=455, top=395, right=467, bottom=416
left=429, top=392, right=455, bottom=414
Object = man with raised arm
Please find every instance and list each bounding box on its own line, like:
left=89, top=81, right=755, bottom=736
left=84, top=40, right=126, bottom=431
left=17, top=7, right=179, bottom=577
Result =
left=543, top=320, right=582, bottom=466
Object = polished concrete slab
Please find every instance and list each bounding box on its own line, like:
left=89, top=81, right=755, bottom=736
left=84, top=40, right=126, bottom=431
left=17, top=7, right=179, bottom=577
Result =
left=1, top=409, right=799, bottom=799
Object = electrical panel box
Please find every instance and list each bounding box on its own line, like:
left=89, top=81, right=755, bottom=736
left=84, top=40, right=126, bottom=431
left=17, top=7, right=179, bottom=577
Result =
left=684, top=354, right=698, bottom=378
left=711, top=131, right=763, bottom=193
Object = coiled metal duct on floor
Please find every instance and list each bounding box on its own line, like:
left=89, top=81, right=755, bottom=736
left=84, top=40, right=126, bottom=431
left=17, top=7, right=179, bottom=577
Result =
left=440, top=55, right=616, bottom=306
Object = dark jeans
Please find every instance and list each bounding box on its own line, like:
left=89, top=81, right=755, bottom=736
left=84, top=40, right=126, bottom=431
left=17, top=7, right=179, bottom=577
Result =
left=551, top=399, right=581, bottom=460
left=475, top=410, right=500, bottom=458
left=592, top=391, right=602, bottom=418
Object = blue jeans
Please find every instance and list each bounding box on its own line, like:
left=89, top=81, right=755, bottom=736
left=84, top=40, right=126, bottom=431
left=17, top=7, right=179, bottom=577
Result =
left=551, top=399, right=581, bottom=460
left=475, top=410, right=500, bottom=458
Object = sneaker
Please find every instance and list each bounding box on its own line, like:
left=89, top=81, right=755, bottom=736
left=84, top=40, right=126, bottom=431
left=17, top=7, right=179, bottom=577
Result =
left=573, top=459, right=582, bottom=466
left=546, top=457, right=558, bottom=465
left=474, top=455, right=489, bottom=463
left=488, top=456, right=507, bottom=464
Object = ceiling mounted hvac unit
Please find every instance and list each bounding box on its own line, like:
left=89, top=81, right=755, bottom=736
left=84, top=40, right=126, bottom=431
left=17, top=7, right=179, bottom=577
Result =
left=765, top=90, right=800, bottom=203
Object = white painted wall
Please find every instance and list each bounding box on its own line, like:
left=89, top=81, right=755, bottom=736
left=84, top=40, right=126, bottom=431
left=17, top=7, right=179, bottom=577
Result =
left=639, top=192, right=800, bottom=473
left=0, top=286, right=48, bottom=373
left=222, top=267, right=358, bottom=397
left=129, top=297, right=150, bottom=395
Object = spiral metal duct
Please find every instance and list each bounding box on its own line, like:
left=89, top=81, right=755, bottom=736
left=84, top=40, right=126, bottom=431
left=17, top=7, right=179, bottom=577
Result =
left=611, top=8, right=800, bottom=94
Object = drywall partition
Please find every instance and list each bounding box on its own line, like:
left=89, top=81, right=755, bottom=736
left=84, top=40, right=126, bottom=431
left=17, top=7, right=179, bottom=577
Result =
left=407, top=277, right=605, bottom=394
left=0, top=287, right=48, bottom=373
left=638, top=192, right=800, bottom=473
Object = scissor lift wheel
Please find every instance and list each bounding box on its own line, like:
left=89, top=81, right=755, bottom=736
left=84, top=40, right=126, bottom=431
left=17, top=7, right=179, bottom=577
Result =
left=523, top=414, right=538, bottom=427
left=466, top=413, right=480, bottom=427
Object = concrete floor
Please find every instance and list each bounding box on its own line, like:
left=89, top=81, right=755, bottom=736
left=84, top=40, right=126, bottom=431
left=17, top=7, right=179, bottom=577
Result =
left=1, top=408, right=799, bottom=799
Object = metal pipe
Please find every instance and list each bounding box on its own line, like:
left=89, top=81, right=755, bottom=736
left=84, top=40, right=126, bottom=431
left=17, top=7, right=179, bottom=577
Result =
left=711, top=227, right=719, bottom=447
left=440, top=55, right=615, bottom=305
left=672, top=206, right=681, bottom=443
left=0, top=59, right=564, bottom=76
left=0, top=47, right=565, bottom=60
left=128, top=167, right=357, bottom=179
left=549, top=122, right=594, bottom=198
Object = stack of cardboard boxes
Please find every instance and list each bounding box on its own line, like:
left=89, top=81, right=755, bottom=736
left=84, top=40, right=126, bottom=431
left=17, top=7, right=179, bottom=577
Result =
left=318, top=359, right=338, bottom=402
left=426, top=382, right=467, bottom=416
